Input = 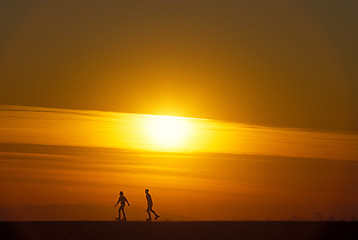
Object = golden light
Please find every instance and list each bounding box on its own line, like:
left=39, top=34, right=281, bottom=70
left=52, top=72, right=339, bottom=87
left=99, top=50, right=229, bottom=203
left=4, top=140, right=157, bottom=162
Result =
left=145, top=115, right=191, bottom=150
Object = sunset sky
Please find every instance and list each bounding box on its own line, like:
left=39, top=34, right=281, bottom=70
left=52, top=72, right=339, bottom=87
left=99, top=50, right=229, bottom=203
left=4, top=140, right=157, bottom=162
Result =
left=0, top=0, right=358, bottom=221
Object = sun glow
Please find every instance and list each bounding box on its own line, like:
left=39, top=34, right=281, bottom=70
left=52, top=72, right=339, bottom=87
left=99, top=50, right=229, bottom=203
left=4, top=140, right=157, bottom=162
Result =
left=145, top=115, right=191, bottom=149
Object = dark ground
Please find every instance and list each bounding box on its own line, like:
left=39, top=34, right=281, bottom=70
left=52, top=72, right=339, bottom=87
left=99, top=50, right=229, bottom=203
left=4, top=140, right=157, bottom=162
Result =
left=1, top=221, right=357, bottom=240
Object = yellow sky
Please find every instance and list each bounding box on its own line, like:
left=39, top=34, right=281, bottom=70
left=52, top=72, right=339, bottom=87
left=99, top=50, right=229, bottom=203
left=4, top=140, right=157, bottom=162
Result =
left=1, top=105, right=357, bottom=160
left=1, top=1, right=358, bottom=221
left=1, top=105, right=358, bottom=220
left=1, top=1, right=357, bottom=132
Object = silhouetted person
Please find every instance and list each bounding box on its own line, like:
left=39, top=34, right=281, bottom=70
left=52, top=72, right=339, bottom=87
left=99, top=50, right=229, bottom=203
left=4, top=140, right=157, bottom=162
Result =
left=145, top=189, right=159, bottom=221
left=114, top=191, right=130, bottom=221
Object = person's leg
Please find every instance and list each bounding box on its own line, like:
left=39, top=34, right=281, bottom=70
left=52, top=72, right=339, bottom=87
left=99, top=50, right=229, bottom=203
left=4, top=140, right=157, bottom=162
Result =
left=150, top=209, right=157, bottom=216
left=118, top=207, right=122, bottom=220
left=150, top=209, right=160, bottom=219
left=146, top=206, right=151, bottom=220
left=122, top=207, right=127, bottom=220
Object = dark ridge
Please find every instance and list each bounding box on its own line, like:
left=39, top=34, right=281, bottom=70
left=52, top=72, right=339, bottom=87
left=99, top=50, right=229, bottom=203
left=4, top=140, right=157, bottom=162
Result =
left=1, top=221, right=358, bottom=240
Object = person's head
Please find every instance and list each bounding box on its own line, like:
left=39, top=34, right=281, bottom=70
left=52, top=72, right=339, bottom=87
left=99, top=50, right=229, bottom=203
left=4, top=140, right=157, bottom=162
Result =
left=119, top=191, right=123, bottom=196
left=145, top=189, right=149, bottom=194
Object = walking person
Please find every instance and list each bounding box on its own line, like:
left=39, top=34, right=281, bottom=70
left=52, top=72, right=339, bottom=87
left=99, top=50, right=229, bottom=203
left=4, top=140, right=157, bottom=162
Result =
left=145, top=189, right=159, bottom=221
left=114, top=191, right=130, bottom=221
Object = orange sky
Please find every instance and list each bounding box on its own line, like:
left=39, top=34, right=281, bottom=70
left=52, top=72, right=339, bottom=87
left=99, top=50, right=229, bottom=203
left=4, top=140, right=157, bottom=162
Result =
left=1, top=105, right=358, bottom=220
left=0, top=0, right=357, bottom=221
left=0, top=0, right=357, bottom=131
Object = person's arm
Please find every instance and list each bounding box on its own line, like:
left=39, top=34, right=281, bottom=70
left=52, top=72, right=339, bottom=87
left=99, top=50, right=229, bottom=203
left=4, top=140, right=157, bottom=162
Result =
left=114, top=198, right=119, bottom=207
left=125, top=197, right=130, bottom=206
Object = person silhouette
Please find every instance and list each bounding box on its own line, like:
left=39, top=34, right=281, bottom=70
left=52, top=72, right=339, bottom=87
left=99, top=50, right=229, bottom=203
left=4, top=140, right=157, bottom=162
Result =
left=145, top=189, right=159, bottom=221
left=114, top=191, right=130, bottom=221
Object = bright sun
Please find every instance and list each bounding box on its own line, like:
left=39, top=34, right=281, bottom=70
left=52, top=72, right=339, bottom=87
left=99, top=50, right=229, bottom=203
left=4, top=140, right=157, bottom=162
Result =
left=146, top=115, right=190, bottom=149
